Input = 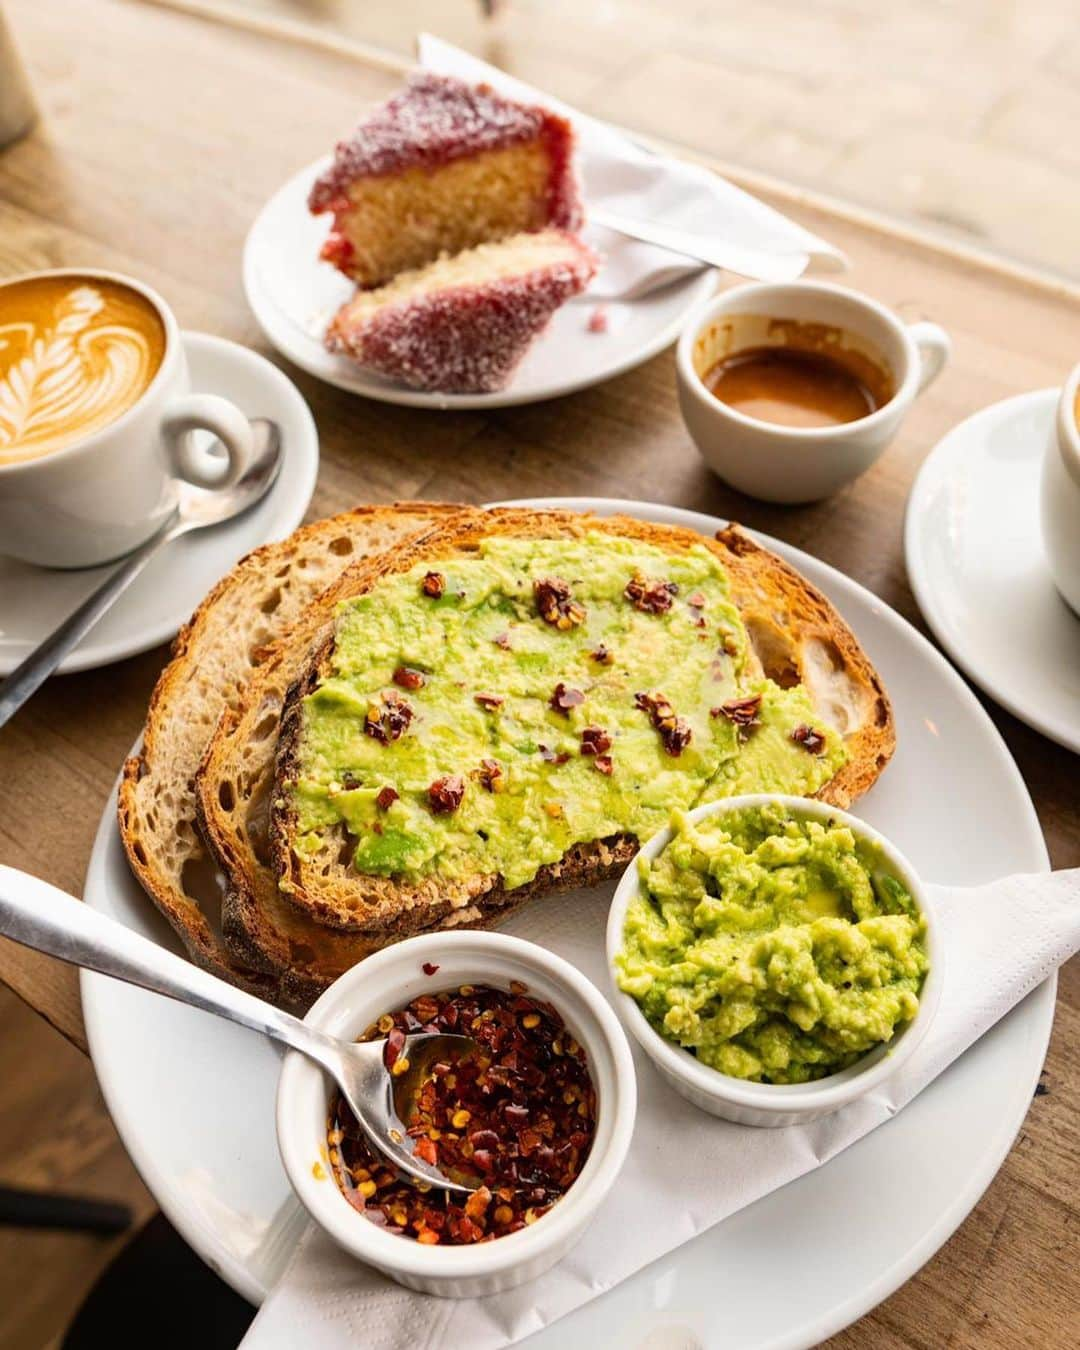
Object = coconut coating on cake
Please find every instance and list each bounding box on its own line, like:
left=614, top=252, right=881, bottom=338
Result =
left=310, top=74, right=582, bottom=288
left=327, top=229, right=596, bottom=394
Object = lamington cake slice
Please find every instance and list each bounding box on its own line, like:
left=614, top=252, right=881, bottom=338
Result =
left=310, top=73, right=582, bottom=288
left=326, top=229, right=597, bottom=394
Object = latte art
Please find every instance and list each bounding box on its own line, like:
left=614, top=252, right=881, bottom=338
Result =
left=0, top=275, right=166, bottom=464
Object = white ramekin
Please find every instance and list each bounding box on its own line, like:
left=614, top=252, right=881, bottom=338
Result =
left=277, top=929, right=637, bottom=1297
left=606, top=794, right=944, bottom=1128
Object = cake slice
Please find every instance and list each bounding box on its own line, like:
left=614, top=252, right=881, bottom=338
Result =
left=326, top=230, right=597, bottom=394
left=310, top=73, right=583, bottom=288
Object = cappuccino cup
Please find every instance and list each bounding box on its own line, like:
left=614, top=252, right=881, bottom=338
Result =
left=0, top=268, right=253, bottom=567
left=1040, top=361, right=1080, bottom=616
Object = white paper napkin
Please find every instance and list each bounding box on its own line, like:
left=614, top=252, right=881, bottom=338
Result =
left=417, top=35, right=847, bottom=298
left=243, top=868, right=1079, bottom=1350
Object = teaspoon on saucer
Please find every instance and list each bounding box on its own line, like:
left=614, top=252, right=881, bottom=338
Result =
left=0, top=864, right=481, bottom=1194
left=0, top=418, right=282, bottom=730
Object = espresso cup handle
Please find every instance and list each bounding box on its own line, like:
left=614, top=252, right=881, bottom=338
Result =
left=908, top=321, right=951, bottom=395
left=162, top=393, right=254, bottom=490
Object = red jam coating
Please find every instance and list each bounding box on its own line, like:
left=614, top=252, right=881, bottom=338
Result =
left=309, top=73, right=582, bottom=232
left=327, top=983, right=596, bottom=1244
left=328, top=237, right=596, bottom=394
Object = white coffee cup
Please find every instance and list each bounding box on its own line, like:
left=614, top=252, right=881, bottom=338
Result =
left=1040, top=361, right=1080, bottom=616
left=676, top=280, right=951, bottom=503
left=0, top=268, right=253, bottom=568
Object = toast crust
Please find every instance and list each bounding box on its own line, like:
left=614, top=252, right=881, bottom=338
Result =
left=269, top=510, right=894, bottom=942
left=118, top=502, right=462, bottom=995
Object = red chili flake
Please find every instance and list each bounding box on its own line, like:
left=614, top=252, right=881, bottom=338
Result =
left=594, top=753, right=614, bottom=776
left=393, top=665, right=425, bottom=690
left=539, top=744, right=570, bottom=765
left=590, top=644, right=614, bottom=665
left=383, top=1026, right=406, bottom=1071
left=328, top=984, right=596, bottom=1246
left=474, top=692, right=504, bottom=711
left=586, top=304, right=608, bottom=334
left=534, top=577, right=586, bottom=629
left=687, top=591, right=707, bottom=627
left=428, top=775, right=465, bottom=814
left=791, top=724, right=827, bottom=754
left=422, top=962, right=440, bottom=976
left=365, top=691, right=414, bottom=744
left=421, top=571, right=445, bottom=598
left=712, top=694, right=762, bottom=727
left=341, top=771, right=361, bottom=790
left=414, top=1136, right=438, bottom=1166
left=624, top=570, right=678, bottom=614
left=550, top=683, right=584, bottom=716
left=579, top=726, right=612, bottom=756
left=477, top=758, right=505, bottom=793
left=375, top=786, right=399, bottom=810
left=493, top=631, right=512, bottom=650
left=634, top=691, right=692, bottom=756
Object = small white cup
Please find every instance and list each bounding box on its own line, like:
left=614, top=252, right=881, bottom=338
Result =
left=0, top=268, right=253, bottom=568
left=606, top=794, right=943, bottom=1128
left=676, top=281, right=951, bottom=503
left=277, top=930, right=637, bottom=1298
left=1040, top=360, right=1080, bottom=616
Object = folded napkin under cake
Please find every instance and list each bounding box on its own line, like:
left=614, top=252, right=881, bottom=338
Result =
left=243, top=867, right=1079, bottom=1350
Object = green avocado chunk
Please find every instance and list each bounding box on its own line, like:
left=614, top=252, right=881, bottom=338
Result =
left=615, top=802, right=929, bottom=1083
left=291, top=534, right=847, bottom=889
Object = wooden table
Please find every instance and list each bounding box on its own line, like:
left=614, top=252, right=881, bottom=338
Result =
left=0, top=1, right=1076, bottom=1344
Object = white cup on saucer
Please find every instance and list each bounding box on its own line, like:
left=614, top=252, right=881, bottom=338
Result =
left=1041, top=361, right=1080, bottom=616
left=0, top=268, right=253, bottom=568
left=676, top=280, right=951, bottom=503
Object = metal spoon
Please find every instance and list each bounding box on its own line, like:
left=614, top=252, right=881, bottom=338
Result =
left=0, top=418, right=282, bottom=730
left=0, top=865, right=481, bottom=1194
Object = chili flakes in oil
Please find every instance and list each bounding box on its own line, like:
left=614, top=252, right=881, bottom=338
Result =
left=327, top=985, right=596, bottom=1245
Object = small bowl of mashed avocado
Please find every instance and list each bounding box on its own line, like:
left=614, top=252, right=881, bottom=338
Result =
left=607, top=794, right=942, bottom=1127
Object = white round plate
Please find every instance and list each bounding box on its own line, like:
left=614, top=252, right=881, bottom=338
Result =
left=0, top=333, right=318, bottom=675
left=242, top=157, right=720, bottom=410
left=906, top=389, right=1080, bottom=754
left=82, top=499, right=1052, bottom=1347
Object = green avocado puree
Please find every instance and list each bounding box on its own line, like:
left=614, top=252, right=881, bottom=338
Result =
left=291, top=534, right=847, bottom=890
left=615, top=803, right=928, bottom=1083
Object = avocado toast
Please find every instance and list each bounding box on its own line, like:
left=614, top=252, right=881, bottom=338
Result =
left=263, top=510, right=894, bottom=957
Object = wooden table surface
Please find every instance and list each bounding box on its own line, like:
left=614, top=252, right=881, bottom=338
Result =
left=0, top=0, right=1076, bottom=1344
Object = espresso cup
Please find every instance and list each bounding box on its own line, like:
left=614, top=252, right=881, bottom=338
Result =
left=676, top=281, right=951, bottom=503
left=1040, top=361, right=1080, bottom=616
left=0, top=268, right=253, bottom=567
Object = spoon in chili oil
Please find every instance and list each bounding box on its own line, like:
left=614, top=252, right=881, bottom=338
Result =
left=0, top=865, right=482, bottom=1194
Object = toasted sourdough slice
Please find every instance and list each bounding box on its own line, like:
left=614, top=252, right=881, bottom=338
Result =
left=269, top=510, right=895, bottom=941
left=118, top=502, right=461, bottom=992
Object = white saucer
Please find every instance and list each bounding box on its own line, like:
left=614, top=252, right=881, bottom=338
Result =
left=243, top=156, right=719, bottom=410
left=905, top=389, right=1080, bottom=754
left=0, top=332, right=318, bottom=675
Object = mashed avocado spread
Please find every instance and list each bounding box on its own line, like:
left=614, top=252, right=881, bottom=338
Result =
left=616, top=803, right=928, bottom=1082
left=292, top=534, right=847, bottom=889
